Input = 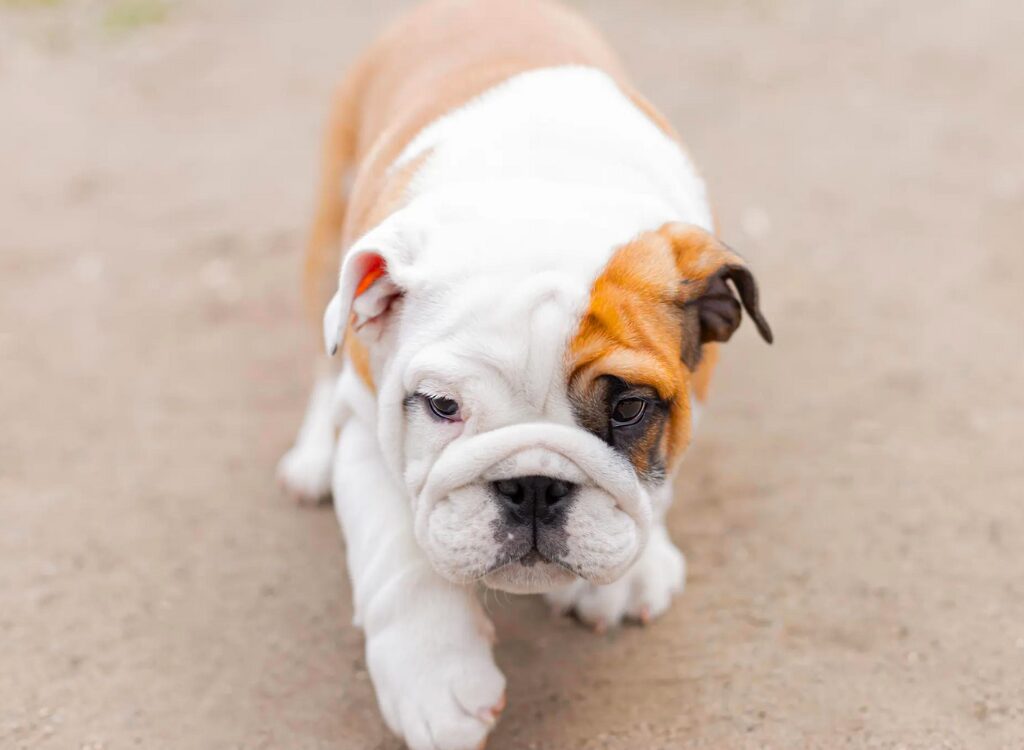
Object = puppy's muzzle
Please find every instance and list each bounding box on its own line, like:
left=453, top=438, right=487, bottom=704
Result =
left=414, top=423, right=651, bottom=577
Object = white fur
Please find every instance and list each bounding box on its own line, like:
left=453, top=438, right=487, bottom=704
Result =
left=690, top=389, right=705, bottom=433
left=395, top=66, right=712, bottom=230
left=289, top=66, right=712, bottom=750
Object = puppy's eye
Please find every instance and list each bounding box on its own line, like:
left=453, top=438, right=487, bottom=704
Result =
left=426, top=395, right=461, bottom=421
left=611, top=397, right=647, bottom=428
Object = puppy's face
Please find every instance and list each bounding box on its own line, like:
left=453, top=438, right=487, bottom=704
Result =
left=393, top=275, right=650, bottom=593
left=325, top=201, right=771, bottom=594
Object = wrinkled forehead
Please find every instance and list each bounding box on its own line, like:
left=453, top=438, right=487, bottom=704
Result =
left=394, top=184, right=680, bottom=402
left=400, top=276, right=584, bottom=415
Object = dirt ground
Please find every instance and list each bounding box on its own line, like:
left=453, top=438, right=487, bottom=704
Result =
left=2, top=0, right=1023, bottom=748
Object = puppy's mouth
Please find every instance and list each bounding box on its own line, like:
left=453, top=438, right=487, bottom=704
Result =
left=517, top=549, right=549, bottom=567
left=486, top=547, right=561, bottom=573
left=479, top=545, right=580, bottom=593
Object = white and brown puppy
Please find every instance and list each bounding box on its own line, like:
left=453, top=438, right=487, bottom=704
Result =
left=278, top=1, right=772, bottom=748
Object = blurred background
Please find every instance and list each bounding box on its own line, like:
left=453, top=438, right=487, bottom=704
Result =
left=1, top=0, right=1022, bottom=748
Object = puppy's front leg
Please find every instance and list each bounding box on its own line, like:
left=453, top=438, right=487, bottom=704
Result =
left=334, top=416, right=506, bottom=750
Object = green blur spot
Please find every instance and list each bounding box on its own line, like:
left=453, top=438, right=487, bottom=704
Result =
left=103, top=0, right=168, bottom=34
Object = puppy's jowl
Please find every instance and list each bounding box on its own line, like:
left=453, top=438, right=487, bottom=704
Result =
left=278, top=1, right=772, bottom=747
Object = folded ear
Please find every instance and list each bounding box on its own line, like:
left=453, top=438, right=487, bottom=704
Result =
left=661, top=222, right=773, bottom=370
left=323, top=239, right=405, bottom=356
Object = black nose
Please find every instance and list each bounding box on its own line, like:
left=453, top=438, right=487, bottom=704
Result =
left=492, top=475, right=576, bottom=524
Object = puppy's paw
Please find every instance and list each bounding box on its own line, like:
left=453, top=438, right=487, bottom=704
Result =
left=546, top=525, right=685, bottom=631
left=367, top=608, right=506, bottom=750
left=276, top=440, right=334, bottom=504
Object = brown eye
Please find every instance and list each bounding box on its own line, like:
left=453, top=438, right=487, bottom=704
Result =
left=426, top=395, right=461, bottom=421
left=611, top=397, right=647, bottom=428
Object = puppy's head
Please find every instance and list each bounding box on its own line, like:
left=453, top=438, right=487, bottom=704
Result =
left=324, top=194, right=771, bottom=593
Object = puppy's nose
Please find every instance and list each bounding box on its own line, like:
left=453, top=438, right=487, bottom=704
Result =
left=492, top=475, right=575, bottom=523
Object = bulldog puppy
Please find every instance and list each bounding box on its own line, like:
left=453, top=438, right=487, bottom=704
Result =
left=277, top=1, right=772, bottom=748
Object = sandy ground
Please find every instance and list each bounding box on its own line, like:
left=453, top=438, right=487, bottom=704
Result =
left=2, top=0, right=1023, bottom=748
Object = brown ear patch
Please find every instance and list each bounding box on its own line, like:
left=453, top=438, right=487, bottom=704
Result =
left=678, top=264, right=773, bottom=370
left=667, top=223, right=772, bottom=370
left=567, top=222, right=771, bottom=474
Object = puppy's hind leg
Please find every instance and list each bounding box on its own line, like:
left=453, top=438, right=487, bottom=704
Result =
left=277, top=367, right=339, bottom=503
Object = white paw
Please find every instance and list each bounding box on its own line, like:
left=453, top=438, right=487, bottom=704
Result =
left=366, top=605, right=506, bottom=750
left=276, top=440, right=334, bottom=503
left=545, top=525, right=685, bottom=631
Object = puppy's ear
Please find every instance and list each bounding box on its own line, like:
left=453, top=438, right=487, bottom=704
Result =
left=661, top=223, right=773, bottom=370
left=323, top=230, right=407, bottom=356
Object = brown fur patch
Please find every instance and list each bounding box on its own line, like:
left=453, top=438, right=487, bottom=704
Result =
left=690, top=342, right=719, bottom=403
left=345, top=335, right=375, bottom=392
left=568, top=223, right=755, bottom=473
